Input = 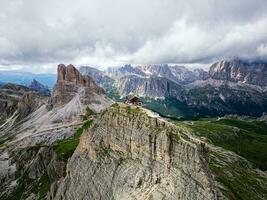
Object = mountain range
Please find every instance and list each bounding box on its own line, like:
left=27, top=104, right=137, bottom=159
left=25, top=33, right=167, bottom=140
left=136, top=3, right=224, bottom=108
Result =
left=80, top=58, right=267, bottom=119
left=0, top=63, right=266, bottom=200
left=1, top=58, right=266, bottom=120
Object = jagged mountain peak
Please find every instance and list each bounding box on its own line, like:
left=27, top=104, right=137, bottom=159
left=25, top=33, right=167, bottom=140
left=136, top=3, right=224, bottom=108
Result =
left=57, top=64, right=95, bottom=86
left=209, top=58, right=267, bottom=86
left=79, top=65, right=114, bottom=87
left=52, top=64, right=106, bottom=108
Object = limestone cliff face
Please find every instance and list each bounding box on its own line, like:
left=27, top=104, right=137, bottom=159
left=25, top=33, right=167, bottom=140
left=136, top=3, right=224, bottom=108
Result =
left=209, top=59, right=267, bottom=86
left=52, top=64, right=105, bottom=107
left=115, top=76, right=184, bottom=98
left=53, top=105, right=221, bottom=200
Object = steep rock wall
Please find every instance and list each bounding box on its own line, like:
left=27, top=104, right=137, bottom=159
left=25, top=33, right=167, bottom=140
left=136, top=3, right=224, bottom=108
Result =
left=52, top=64, right=105, bottom=107
left=53, top=105, right=221, bottom=200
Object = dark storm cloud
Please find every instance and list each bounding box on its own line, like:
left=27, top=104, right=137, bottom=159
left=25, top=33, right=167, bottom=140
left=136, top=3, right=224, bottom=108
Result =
left=0, top=0, right=267, bottom=72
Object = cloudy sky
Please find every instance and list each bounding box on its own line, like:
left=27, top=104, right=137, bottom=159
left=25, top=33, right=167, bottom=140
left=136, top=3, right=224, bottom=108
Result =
left=0, top=0, right=267, bottom=73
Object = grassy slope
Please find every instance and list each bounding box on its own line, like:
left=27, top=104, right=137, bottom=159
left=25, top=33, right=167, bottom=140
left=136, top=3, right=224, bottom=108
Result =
left=209, top=150, right=267, bottom=200
left=140, top=97, right=196, bottom=119
left=4, top=172, right=52, bottom=200
left=177, top=117, right=267, bottom=199
left=178, top=118, right=267, bottom=170
left=53, top=119, right=93, bottom=161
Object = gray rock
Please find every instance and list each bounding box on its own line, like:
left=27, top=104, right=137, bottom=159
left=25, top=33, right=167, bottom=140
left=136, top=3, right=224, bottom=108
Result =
left=53, top=105, right=221, bottom=200
left=209, top=58, right=267, bottom=86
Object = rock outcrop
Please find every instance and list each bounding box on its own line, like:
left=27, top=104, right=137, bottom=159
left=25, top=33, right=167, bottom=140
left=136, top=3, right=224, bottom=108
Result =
left=53, top=105, right=221, bottom=200
left=51, top=64, right=105, bottom=107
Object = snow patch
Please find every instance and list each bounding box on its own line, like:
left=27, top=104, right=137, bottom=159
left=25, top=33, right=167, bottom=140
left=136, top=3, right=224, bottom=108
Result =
left=219, top=93, right=226, bottom=102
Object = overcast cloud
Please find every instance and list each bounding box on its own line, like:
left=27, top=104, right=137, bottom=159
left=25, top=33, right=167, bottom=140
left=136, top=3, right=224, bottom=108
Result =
left=0, top=0, right=267, bottom=73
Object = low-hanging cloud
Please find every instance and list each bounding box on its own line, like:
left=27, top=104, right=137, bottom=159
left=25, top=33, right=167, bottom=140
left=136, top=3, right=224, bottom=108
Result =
left=0, top=0, right=267, bottom=73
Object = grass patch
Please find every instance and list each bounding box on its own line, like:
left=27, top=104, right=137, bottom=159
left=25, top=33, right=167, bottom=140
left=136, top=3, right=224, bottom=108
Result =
left=170, top=133, right=180, bottom=142
left=178, top=118, right=267, bottom=170
left=53, top=120, right=93, bottom=161
left=3, top=172, right=52, bottom=200
left=111, top=102, right=119, bottom=108
left=125, top=105, right=141, bottom=114
left=209, top=152, right=267, bottom=200
left=140, top=97, right=196, bottom=120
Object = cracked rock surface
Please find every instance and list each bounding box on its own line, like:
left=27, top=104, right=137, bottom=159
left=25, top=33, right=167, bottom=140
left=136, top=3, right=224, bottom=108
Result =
left=53, top=105, right=221, bottom=200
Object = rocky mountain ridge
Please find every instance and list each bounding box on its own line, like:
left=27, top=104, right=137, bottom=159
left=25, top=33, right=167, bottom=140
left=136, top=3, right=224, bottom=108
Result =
left=52, top=104, right=267, bottom=200
left=80, top=59, right=267, bottom=118
left=107, top=64, right=206, bottom=84
left=0, top=64, right=266, bottom=199
left=0, top=83, right=48, bottom=125
left=52, top=104, right=220, bottom=199
left=0, top=64, right=112, bottom=200
left=114, top=75, right=184, bottom=98
left=209, top=59, right=267, bottom=86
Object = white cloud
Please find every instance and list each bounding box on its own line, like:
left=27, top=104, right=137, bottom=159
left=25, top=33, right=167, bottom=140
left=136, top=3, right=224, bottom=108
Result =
left=0, top=0, right=267, bottom=73
left=257, top=44, right=267, bottom=56
left=131, top=17, right=267, bottom=64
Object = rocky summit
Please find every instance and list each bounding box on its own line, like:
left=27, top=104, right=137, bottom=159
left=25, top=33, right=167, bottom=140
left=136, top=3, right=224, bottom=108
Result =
left=51, top=104, right=267, bottom=200
left=51, top=64, right=105, bottom=107
left=52, top=105, right=219, bottom=200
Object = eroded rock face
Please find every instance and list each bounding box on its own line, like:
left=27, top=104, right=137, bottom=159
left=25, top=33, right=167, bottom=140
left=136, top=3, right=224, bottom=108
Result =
left=51, top=64, right=104, bottom=107
left=0, top=146, right=67, bottom=200
left=0, top=65, right=111, bottom=200
left=17, top=92, right=47, bottom=121
left=0, top=84, right=48, bottom=124
left=209, top=59, right=267, bottom=86
left=115, top=76, right=184, bottom=98
left=53, top=105, right=221, bottom=200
